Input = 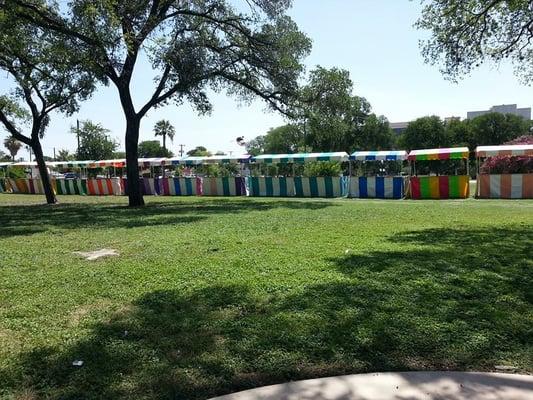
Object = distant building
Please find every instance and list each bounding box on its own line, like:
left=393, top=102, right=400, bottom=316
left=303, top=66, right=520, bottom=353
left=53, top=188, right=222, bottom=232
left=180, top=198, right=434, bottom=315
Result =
left=390, top=121, right=409, bottom=135
left=467, top=104, right=531, bottom=120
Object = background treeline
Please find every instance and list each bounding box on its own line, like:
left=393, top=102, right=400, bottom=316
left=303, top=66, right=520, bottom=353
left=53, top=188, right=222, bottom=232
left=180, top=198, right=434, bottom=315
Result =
left=246, top=67, right=532, bottom=156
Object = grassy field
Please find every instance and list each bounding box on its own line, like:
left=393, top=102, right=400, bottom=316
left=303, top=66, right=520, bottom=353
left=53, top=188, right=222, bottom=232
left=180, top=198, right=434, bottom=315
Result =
left=0, top=194, right=532, bottom=400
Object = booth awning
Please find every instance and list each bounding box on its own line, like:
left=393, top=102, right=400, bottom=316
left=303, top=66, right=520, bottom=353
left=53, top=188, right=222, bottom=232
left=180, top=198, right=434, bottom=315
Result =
left=10, top=161, right=38, bottom=167
left=350, top=150, right=407, bottom=161
left=88, top=159, right=126, bottom=168
left=138, top=158, right=174, bottom=167
left=475, top=144, right=533, bottom=158
left=50, top=161, right=93, bottom=168
left=252, top=152, right=349, bottom=164
left=175, top=155, right=252, bottom=165
left=408, top=147, right=469, bottom=161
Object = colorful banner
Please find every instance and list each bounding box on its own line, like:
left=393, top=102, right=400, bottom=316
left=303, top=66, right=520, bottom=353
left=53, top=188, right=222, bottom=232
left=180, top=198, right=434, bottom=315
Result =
left=54, top=179, right=87, bottom=195
left=247, top=177, right=296, bottom=197
left=349, top=176, right=405, bottom=199
left=410, top=175, right=469, bottom=199
left=7, top=178, right=47, bottom=194
left=408, top=147, right=469, bottom=161
left=294, top=176, right=347, bottom=198
left=350, top=151, right=407, bottom=161
left=86, top=178, right=123, bottom=196
left=253, top=152, right=349, bottom=164
left=477, top=174, right=533, bottom=199
left=202, top=177, right=246, bottom=196
left=157, top=177, right=202, bottom=196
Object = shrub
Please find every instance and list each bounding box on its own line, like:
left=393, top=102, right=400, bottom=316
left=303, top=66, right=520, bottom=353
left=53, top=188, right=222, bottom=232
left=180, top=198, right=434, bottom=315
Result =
left=303, top=161, right=342, bottom=177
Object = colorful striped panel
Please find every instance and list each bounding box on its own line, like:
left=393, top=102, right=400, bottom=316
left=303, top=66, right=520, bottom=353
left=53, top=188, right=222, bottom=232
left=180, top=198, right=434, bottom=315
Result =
left=477, top=174, right=533, bottom=199
left=409, top=176, right=469, bottom=199
left=8, top=179, right=27, bottom=193
left=157, top=177, right=202, bottom=196
left=86, top=178, right=123, bottom=196
left=7, top=179, right=47, bottom=194
left=349, top=176, right=405, bottom=199
left=201, top=177, right=246, bottom=196
left=247, top=177, right=296, bottom=197
left=54, top=179, right=86, bottom=195
left=294, top=177, right=346, bottom=198
left=141, top=178, right=158, bottom=195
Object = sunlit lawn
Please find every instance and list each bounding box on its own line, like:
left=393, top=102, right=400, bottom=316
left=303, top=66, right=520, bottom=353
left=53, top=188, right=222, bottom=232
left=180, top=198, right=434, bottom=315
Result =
left=0, top=194, right=532, bottom=400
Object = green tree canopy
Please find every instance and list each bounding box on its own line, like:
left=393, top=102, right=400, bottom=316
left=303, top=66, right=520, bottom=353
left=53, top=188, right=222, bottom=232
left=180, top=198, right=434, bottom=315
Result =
left=73, top=121, right=118, bottom=161
left=10, top=0, right=311, bottom=206
left=417, top=1, right=533, bottom=84
left=153, top=120, right=175, bottom=151
left=3, top=136, right=23, bottom=161
left=187, top=146, right=210, bottom=157
left=358, top=114, right=396, bottom=151
left=300, top=67, right=371, bottom=152
left=468, top=112, right=531, bottom=148
left=399, top=116, right=451, bottom=151
left=247, top=67, right=395, bottom=154
left=0, top=150, right=12, bottom=162
left=0, top=8, right=96, bottom=203
left=138, top=140, right=173, bottom=158
left=56, top=149, right=76, bottom=162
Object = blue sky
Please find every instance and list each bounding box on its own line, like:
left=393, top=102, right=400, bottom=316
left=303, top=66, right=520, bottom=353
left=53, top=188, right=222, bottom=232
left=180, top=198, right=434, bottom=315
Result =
left=1, top=0, right=532, bottom=160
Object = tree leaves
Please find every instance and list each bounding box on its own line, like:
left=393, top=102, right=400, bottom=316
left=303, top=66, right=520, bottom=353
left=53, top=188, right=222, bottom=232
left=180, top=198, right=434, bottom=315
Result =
left=417, top=0, right=533, bottom=84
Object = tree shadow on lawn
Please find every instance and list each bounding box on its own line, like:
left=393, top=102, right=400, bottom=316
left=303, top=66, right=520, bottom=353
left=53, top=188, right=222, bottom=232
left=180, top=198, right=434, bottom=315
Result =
left=1, top=226, right=532, bottom=399
left=0, top=199, right=336, bottom=238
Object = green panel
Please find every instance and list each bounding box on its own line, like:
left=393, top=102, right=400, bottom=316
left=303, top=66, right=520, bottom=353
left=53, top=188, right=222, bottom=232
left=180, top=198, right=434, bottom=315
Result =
left=420, top=177, right=431, bottom=198
left=448, top=175, right=460, bottom=198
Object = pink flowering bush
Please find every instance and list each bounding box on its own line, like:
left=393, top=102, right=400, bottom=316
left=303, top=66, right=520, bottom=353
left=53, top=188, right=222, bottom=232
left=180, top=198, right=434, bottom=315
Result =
left=480, top=136, right=533, bottom=174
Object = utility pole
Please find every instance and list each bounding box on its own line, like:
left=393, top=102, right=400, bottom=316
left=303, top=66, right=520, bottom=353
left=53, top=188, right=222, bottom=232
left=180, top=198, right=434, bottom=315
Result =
left=76, top=119, right=80, bottom=155
left=178, top=144, right=185, bottom=157
left=53, top=147, right=56, bottom=161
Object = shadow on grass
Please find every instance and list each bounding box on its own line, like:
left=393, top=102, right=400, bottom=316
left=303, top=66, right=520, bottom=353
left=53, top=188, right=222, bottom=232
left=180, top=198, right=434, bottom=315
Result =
left=0, top=199, right=336, bottom=238
left=1, top=226, right=532, bottom=399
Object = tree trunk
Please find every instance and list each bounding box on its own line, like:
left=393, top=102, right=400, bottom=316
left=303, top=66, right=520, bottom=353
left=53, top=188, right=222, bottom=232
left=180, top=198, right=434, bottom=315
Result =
left=32, top=140, right=57, bottom=204
left=163, top=134, right=166, bottom=151
left=125, top=117, right=144, bottom=207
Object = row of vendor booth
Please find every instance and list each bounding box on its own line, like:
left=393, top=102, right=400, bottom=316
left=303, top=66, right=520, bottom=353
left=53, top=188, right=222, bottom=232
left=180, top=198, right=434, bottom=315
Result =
left=0, top=144, right=531, bottom=199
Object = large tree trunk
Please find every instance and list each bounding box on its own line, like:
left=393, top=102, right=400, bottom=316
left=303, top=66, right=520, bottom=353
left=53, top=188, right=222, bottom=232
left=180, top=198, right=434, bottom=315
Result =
left=32, top=139, right=57, bottom=204
left=163, top=134, right=166, bottom=151
left=125, top=117, right=144, bottom=207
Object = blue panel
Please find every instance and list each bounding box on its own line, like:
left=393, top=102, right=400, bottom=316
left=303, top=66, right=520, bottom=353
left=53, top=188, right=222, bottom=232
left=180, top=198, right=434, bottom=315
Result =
left=359, top=177, right=368, bottom=198
left=393, top=177, right=403, bottom=199
left=173, top=178, right=181, bottom=195
left=375, top=177, right=385, bottom=199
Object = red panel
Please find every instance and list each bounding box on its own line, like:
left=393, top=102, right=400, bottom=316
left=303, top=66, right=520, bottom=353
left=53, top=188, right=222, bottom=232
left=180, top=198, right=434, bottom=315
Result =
left=438, top=176, right=449, bottom=199
left=410, top=177, right=421, bottom=199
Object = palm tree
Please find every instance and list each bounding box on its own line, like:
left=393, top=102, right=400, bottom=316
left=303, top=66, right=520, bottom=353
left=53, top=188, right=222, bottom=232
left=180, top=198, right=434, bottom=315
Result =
left=153, top=120, right=175, bottom=151
left=4, top=136, right=22, bottom=161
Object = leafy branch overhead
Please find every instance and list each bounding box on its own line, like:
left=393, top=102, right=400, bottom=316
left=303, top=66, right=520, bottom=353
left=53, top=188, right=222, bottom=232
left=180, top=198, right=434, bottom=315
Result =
left=9, top=0, right=311, bottom=117
left=417, top=0, right=533, bottom=84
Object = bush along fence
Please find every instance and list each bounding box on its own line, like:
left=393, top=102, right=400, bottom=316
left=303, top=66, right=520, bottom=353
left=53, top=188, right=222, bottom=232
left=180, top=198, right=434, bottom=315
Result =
left=1, top=144, right=532, bottom=199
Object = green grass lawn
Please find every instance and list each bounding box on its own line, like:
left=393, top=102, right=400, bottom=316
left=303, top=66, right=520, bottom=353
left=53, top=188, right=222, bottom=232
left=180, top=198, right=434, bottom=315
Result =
left=0, top=194, right=532, bottom=400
